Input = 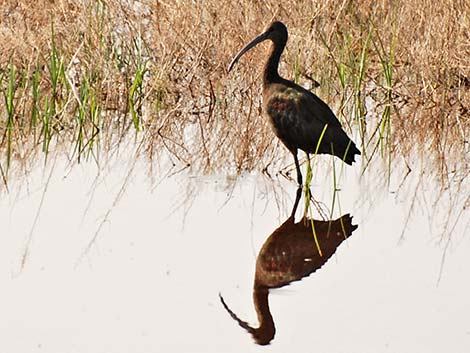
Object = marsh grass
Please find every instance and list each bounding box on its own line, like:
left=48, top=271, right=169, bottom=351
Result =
left=0, top=0, right=468, bottom=197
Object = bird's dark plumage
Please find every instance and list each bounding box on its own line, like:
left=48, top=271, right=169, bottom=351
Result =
left=228, top=21, right=360, bottom=185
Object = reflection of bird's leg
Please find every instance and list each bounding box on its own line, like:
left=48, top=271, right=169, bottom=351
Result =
left=290, top=187, right=302, bottom=220
left=292, top=151, right=303, bottom=187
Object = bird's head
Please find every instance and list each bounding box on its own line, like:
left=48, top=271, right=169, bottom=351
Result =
left=228, top=21, right=288, bottom=72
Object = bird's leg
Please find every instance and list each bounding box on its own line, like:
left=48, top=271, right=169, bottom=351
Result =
left=305, top=153, right=312, bottom=197
left=303, top=153, right=314, bottom=220
left=292, top=151, right=303, bottom=187
left=290, top=187, right=302, bottom=220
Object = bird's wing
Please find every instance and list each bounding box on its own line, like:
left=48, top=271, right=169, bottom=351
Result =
left=273, top=80, right=341, bottom=127
left=298, top=88, right=342, bottom=129
left=266, top=93, right=328, bottom=152
left=266, top=85, right=349, bottom=154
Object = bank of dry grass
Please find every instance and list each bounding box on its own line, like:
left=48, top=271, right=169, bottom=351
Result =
left=0, top=0, right=469, bottom=188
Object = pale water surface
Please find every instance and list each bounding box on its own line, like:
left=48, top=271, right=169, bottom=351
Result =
left=0, top=156, right=469, bottom=353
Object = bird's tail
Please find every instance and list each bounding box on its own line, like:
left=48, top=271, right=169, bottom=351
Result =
left=328, top=134, right=360, bottom=165
left=341, top=140, right=361, bottom=165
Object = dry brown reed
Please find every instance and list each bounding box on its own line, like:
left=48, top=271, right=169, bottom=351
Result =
left=0, top=0, right=469, bottom=189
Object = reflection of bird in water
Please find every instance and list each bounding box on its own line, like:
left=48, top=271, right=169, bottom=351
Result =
left=228, top=21, right=360, bottom=186
left=219, top=189, right=358, bottom=345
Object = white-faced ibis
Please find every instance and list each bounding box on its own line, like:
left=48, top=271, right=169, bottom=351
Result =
left=228, top=21, right=361, bottom=186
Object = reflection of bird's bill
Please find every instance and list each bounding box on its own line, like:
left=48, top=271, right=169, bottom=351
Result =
left=228, top=31, right=270, bottom=72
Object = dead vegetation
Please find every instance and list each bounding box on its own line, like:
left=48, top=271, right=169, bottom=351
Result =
left=0, top=0, right=469, bottom=189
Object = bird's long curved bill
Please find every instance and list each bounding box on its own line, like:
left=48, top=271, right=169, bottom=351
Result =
left=227, top=31, right=270, bottom=72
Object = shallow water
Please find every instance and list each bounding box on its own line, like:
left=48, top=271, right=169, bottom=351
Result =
left=0, top=156, right=469, bottom=353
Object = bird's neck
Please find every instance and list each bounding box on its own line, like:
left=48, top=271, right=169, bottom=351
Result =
left=263, top=40, right=285, bottom=86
